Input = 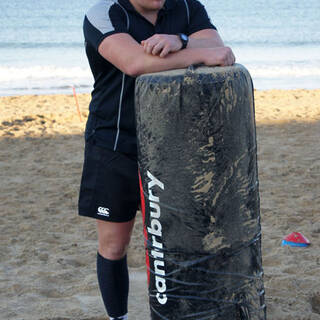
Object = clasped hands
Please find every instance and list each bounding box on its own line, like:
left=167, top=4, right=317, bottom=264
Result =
left=141, top=34, right=183, bottom=58
left=141, top=34, right=235, bottom=67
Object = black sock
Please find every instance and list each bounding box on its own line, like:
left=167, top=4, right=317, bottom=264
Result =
left=96, top=252, right=129, bottom=318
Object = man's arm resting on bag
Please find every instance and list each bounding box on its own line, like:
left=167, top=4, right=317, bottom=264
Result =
left=141, top=29, right=225, bottom=56
left=98, top=33, right=234, bottom=77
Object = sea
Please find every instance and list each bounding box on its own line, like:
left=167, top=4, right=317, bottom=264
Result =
left=0, top=0, right=319, bottom=96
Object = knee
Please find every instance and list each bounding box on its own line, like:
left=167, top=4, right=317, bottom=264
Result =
left=96, top=219, right=134, bottom=260
left=98, top=240, right=129, bottom=260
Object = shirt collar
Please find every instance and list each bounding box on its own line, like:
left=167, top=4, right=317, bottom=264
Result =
left=118, top=0, right=176, bottom=13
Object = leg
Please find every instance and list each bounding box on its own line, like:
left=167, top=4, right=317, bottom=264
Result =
left=78, top=143, right=140, bottom=319
left=96, top=218, right=135, bottom=320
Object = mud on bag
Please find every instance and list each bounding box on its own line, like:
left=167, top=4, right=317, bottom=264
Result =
left=135, top=64, right=266, bottom=320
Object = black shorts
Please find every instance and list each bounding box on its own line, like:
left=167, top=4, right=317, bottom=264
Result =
left=78, top=141, right=140, bottom=222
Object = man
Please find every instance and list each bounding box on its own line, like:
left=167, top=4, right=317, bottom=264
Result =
left=78, top=0, right=235, bottom=319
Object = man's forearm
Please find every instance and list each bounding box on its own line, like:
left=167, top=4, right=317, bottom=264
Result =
left=98, top=33, right=234, bottom=77
left=131, top=45, right=235, bottom=76
left=99, top=34, right=204, bottom=76
left=132, top=47, right=205, bottom=76
left=188, top=29, right=225, bottom=49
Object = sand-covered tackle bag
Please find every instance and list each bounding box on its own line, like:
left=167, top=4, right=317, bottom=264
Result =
left=135, top=64, right=266, bottom=320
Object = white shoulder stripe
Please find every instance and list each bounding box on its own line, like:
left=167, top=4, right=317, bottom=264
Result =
left=86, top=0, right=115, bottom=34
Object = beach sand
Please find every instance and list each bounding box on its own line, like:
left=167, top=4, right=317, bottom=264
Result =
left=0, top=89, right=320, bottom=319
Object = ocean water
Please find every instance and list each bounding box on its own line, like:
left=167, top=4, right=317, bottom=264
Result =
left=0, top=0, right=319, bottom=95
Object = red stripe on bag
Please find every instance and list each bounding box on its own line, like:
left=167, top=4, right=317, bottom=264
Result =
left=138, top=170, right=150, bottom=285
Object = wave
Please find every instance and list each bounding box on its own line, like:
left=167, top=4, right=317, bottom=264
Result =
left=0, top=64, right=319, bottom=95
left=0, top=64, right=319, bottom=82
left=0, top=42, right=84, bottom=49
left=248, top=65, right=320, bottom=78
left=227, top=40, right=320, bottom=47
left=1, top=40, right=319, bottom=50
left=0, top=65, right=93, bottom=95
left=0, top=65, right=92, bottom=81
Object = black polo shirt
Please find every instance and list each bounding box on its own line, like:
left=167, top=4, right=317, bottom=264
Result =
left=83, top=0, right=216, bottom=155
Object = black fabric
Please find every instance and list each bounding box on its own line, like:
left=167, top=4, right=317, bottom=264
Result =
left=97, top=252, right=129, bottom=318
left=78, top=140, right=140, bottom=222
left=187, top=0, right=216, bottom=35
left=83, top=0, right=216, bottom=155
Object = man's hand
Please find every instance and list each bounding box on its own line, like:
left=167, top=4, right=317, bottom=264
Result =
left=204, top=47, right=236, bottom=67
left=141, top=34, right=182, bottom=58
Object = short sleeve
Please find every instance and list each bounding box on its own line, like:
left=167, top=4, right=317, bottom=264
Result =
left=83, top=1, right=128, bottom=51
left=187, top=0, right=217, bottom=36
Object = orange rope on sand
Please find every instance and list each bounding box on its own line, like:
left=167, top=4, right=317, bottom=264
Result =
left=72, top=86, right=82, bottom=122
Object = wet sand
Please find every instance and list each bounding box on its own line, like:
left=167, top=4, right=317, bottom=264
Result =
left=0, top=89, right=319, bottom=319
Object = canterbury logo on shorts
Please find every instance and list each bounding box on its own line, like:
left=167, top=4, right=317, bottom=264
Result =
left=97, top=206, right=110, bottom=217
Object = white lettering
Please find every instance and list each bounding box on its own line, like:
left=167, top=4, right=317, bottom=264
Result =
left=150, top=202, right=161, bottom=218
left=151, top=249, right=164, bottom=259
left=146, top=171, right=167, bottom=305
left=147, top=171, right=164, bottom=190
left=154, top=260, right=165, bottom=276
left=152, top=235, right=163, bottom=250
left=155, top=276, right=167, bottom=293
left=156, top=293, right=168, bottom=305
left=149, top=190, right=159, bottom=203
left=147, top=219, right=162, bottom=237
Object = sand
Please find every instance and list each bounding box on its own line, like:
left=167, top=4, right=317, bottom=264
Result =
left=0, top=89, right=319, bottom=320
